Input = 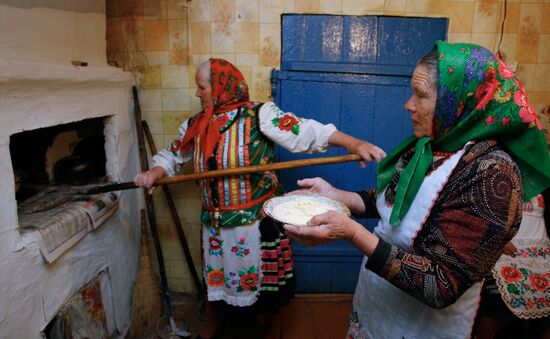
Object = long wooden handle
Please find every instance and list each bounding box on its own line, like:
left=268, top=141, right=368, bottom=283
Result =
left=87, top=154, right=362, bottom=194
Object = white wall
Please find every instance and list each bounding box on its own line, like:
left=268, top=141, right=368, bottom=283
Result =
left=0, top=2, right=107, bottom=65
left=0, top=1, right=141, bottom=337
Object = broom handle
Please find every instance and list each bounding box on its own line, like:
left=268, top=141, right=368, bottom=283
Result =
left=87, top=154, right=362, bottom=194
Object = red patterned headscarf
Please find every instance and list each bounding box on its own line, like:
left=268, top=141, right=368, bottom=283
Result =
left=180, top=58, right=250, bottom=161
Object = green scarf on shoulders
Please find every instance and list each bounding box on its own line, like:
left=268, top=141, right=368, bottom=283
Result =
left=377, top=41, right=550, bottom=226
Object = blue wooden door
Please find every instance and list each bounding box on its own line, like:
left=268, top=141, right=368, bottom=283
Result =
left=271, top=15, right=447, bottom=293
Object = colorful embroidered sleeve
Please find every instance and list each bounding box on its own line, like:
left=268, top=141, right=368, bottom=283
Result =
left=151, top=119, right=194, bottom=176
left=366, top=144, right=522, bottom=308
left=258, top=102, right=337, bottom=153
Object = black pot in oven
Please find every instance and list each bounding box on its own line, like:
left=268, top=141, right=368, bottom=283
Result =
left=53, top=155, right=97, bottom=185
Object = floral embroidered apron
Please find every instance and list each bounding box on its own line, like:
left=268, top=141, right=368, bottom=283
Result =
left=348, top=143, right=483, bottom=339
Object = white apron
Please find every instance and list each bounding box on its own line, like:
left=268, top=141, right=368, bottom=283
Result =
left=348, top=143, right=482, bottom=339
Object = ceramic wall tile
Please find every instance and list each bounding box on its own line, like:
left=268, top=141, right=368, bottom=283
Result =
left=163, top=111, right=191, bottom=134
left=187, top=88, right=202, bottom=113
left=504, top=3, right=520, bottom=33
left=448, top=2, right=475, bottom=33
left=364, top=0, right=386, bottom=12
left=496, top=33, right=518, bottom=64
left=540, top=4, right=550, bottom=34
left=191, top=53, right=213, bottom=66
left=161, top=64, right=189, bottom=88
left=122, top=17, right=145, bottom=52
left=295, top=0, right=320, bottom=13
left=236, top=53, right=259, bottom=66
left=385, top=0, right=407, bottom=13
left=139, top=88, right=163, bottom=111
left=427, top=0, right=452, bottom=15
left=169, top=19, right=190, bottom=65
left=144, top=0, right=167, bottom=19
left=189, top=0, right=211, bottom=22
left=167, top=0, right=185, bottom=19
left=162, top=88, right=190, bottom=111
left=259, top=23, right=281, bottom=67
left=236, top=22, right=259, bottom=53
left=237, top=65, right=253, bottom=85
left=538, top=34, right=550, bottom=63
left=534, top=64, right=550, bottom=91
left=211, top=53, right=236, bottom=64
left=147, top=51, right=171, bottom=65
left=151, top=134, right=165, bottom=152
left=120, top=0, right=143, bottom=17
left=517, top=10, right=539, bottom=63
left=320, top=0, right=343, bottom=14
left=189, top=22, right=212, bottom=53
left=236, top=0, right=259, bottom=22
left=342, top=0, right=367, bottom=15
left=106, top=0, right=121, bottom=19
left=144, top=19, right=169, bottom=51
left=259, top=0, right=294, bottom=24
left=516, top=63, right=536, bottom=92
left=472, top=1, right=498, bottom=33
left=470, top=33, right=496, bottom=50
left=448, top=33, right=472, bottom=44
left=212, top=0, right=236, bottom=53
left=527, top=92, right=550, bottom=113
left=405, top=0, right=429, bottom=14
left=142, top=65, right=162, bottom=88
left=250, top=66, right=273, bottom=102
left=107, top=20, right=123, bottom=54
left=142, top=111, right=164, bottom=134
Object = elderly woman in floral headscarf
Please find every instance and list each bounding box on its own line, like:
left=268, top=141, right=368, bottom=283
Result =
left=134, top=58, right=385, bottom=338
left=284, top=41, right=550, bottom=339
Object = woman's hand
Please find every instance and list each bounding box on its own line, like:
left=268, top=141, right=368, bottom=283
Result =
left=284, top=210, right=360, bottom=246
left=291, top=177, right=335, bottom=198
left=347, top=139, right=386, bottom=165
left=133, top=166, right=166, bottom=189
left=327, top=131, right=386, bottom=166
left=285, top=210, right=379, bottom=256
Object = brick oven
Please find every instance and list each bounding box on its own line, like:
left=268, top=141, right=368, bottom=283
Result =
left=0, top=1, right=142, bottom=338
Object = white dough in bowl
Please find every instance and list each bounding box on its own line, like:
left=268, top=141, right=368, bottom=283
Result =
left=264, top=194, right=350, bottom=226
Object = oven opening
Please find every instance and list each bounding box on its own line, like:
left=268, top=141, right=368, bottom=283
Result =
left=11, top=117, right=107, bottom=203
left=10, top=117, right=119, bottom=262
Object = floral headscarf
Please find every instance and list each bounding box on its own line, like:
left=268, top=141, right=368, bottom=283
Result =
left=377, top=41, right=550, bottom=226
left=180, top=58, right=249, bottom=161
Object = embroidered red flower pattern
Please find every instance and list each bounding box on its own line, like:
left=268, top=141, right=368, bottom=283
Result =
left=485, top=115, right=496, bottom=124
left=500, top=265, right=523, bottom=283
left=476, top=68, right=499, bottom=110
left=209, top=236, right=221, bottom=250
left=208, top=269, right=225, bottom=287
left=272, top=113, right=300, bottom=135
left=170, top=137, right=183, bottom=155
left=529, top=274, right=549, bottom=292
left=240, top=273, right=258, bottom=291
left=236, top=266, right=258, bottom=292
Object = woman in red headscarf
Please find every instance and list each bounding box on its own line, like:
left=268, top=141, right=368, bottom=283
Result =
left=134, top=58, right=385, bottom=338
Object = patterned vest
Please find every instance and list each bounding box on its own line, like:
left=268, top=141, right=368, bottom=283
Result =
left=194, top=103, right=282, bottom=227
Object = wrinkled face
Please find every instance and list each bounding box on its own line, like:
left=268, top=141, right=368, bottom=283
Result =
left=195, top=70, right=214, bottom=110
left=404, top=64, right=437, bottom=138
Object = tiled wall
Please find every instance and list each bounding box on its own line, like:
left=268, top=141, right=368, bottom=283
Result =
left=107, top=0, right=550, bottom=293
